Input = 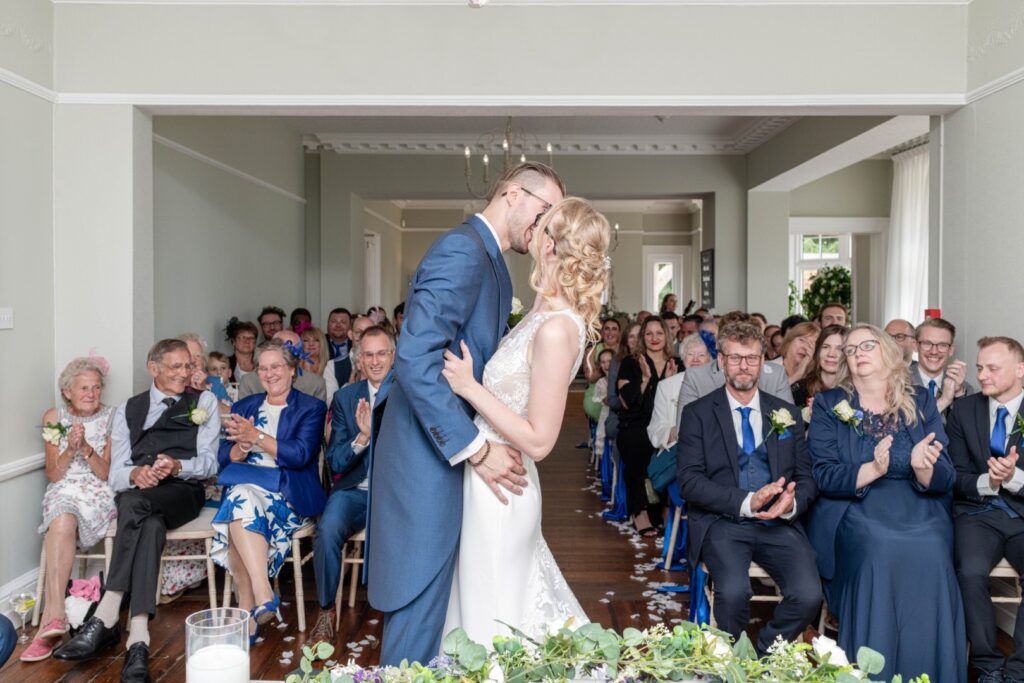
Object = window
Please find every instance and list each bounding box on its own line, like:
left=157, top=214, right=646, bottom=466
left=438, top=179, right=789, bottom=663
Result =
left=790, top=233, right=851, bottom=313
left=654, top=261, right=675, bottom=308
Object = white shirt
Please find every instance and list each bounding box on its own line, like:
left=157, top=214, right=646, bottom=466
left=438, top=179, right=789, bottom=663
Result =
left=918, top=366, right=944, bottom=394
left=648, top=372, right=686, bottom=451
left=725, top=389, right=797, bottom=521
left=976, top=389, right=1024, bottom=496
left=352, top=381, right=380, bottom=490
left=450, top=213, right=503, bottom=466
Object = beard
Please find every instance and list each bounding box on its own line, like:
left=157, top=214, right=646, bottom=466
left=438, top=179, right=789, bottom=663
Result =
left=726, top=374, right=757, bottom=392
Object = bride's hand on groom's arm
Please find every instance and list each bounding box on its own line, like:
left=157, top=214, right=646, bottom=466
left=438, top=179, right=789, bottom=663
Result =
left=470, top=441, right=528, bottom=505
left=442, top=341, right=478, bottom=398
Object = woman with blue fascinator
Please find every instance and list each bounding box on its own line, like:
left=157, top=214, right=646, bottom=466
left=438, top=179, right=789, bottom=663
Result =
left=212, top=338, right=327, bottom=643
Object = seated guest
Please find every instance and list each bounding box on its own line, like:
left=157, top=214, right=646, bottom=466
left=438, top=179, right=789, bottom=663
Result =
left=649, top=334, right=710, bottom=453
left=698, top=318, right=718, bottom=338
left=772, top=321, right=821, bottom=386
left=392, top=302, right=405, bottom=336
left=679, top=314, right=702, bottom=344
left=325, top=314, right=374, bottom=398
left=912, top=317, right=976, bottom=412
left=768, top=328, right=784, bottom=361
left=750, top=312, right=768, bottom=334
left=678, top=314, right=793, bottom=413
left=300, top=325, right=329, bottom=377
left=290, top=306, right=313, bottom=332
left=677, top=322, right=821, bottom=656
left=585, top=318, right=621, bottom=384
left=948, top=336, right=1024, bottom=683
left=779, top=314, right=808, bottom=338
left=225, top=318, right=258, bottom=382
left=636, top=310, right=651, bottom=326
left=591, top=349, right=615, bottom=463
left=763, top=325, right=781, bottom=360
left=22, top=357, right=116, bottom=663
left=807, top=324, right=965, bottom=682
left=326, top=308, right=353, bottom=360
left=258, top=306, right=286, bottom=341
left=213, top=339, right=328, bottom=642
left=662, top=312, right=680, bottom=347
left=238, top=330, right=327, bottom=403
left=54, top=340, right=220, bottom=683
left=816, top=302, right=848, bottom=328
left=207, top=351, right=237, bottom=403
left=309, top=327, right=395, bottom=643
left=791, top=325, right=845, bottom=413
left=884, top=318, right=917, bottom=364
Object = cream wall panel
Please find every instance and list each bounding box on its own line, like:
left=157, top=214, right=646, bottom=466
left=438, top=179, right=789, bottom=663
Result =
left=153, top=142, right=306, bottom=353
left=0, top=0, right=53, bottom=87
left=790, top=160, right=893, bottom=217
left=362, top=201, right=404, bottom=314
left=967, top=0, right=1024, bottom=92
left=746, top=191, right=790, bottom=324
left=53, top=5, right=964, bottom=98
left=0, top=471, right=48, bottom=593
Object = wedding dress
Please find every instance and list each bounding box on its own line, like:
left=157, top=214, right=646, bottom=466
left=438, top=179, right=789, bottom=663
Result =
left=444, top=309, right=591, bottom=648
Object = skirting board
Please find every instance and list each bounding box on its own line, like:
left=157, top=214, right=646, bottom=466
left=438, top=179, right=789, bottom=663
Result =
left=0, top=567, right=40, bottom=624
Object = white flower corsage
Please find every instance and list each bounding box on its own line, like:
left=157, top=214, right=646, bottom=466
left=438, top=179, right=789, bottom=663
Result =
left=178, top=403, right=210, bottom=425
left=832, top=399, right=864, bottom=433
left=42, top=421, right=70, bottom=446
left=510, top=296, right=524, bottom=316
left=768, top=408, right=796, bottom=438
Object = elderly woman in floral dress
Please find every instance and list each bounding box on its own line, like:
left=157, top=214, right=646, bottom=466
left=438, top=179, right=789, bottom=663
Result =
left=22, top=357, right=117, bottom=662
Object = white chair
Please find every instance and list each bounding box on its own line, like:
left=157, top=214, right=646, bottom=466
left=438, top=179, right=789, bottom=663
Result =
left=702, top=561, right=828, bottom=635
left=32, top=534, right=114, bottom=627
left=222, top=519, right=317, bottom=632
left=333, top=529, right=366, bottom=631
left=155, top=506, right=220, bottom=609
left=991, top=558, right=1022, bottom=604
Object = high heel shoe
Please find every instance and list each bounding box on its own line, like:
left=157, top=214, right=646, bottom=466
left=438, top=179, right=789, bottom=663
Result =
left=251, top=594, right=281, bottom=626
left=248, top=618, right=260, bottom=647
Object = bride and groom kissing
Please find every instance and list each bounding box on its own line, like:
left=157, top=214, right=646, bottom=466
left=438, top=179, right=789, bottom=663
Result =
left=366, top=162, right=611, bottom=666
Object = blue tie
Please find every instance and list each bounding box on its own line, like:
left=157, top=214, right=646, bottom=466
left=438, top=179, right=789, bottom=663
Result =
left=992, top=406, right=1010, bottom=457
left=928, top=379, right=938, bottom=398
left=737, top=407, right=755, bottom=455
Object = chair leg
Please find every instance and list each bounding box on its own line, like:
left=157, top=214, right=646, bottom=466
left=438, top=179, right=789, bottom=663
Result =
left=222, top=572, right=233, bottom=609
left=348, top=542, right=361, bottom=608
left=155, top=559, right=165, bottom=604
left=610, top=458, right=619, bottom=506
left=335, top=542, right=348, bottom=632
left=78, top=557, right=87, bottom=579
left=705, top=576, right=716, bottom=629
left=103, top=536, right=113, bottom=575
left=664, top=506, right=682, bottom=570
left=292, top=537, right=306, bottom=632
left=33, top=546, right=47, bottom=627
left=204, top=538, right=217, bottom=609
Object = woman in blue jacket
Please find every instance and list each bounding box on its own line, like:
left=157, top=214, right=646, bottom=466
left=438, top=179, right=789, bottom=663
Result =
left=212, top=338, right=327, bottom=643
left=807, top=324, right=965, bottom=683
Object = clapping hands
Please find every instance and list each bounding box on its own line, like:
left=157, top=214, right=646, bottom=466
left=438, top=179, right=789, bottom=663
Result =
left=911, top=432, right=943, bottom=472
left=355, top=398, right=372, bottom=442
left=988, top=446, right=1019, bottom=491
left=750, top=477, right=796, bottom=520
left=873, top=435, right=893, bottom=476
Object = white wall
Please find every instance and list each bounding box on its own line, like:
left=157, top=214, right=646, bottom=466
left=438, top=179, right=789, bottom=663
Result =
left=790, top=160, right=892, bottom=218
left=362, top=201, right=404, bottom=315
left=152, top=133, right=306, bottom=353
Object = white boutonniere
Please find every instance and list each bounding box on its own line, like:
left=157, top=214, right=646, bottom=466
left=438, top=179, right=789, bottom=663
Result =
left=1012, top=413, right=1024, bottom=438
left=177, top=403, right=210, bottom=425
left=801, top=405, right=813, bottom=424
left=41, top=420, right=70, bottom=446
left=510, top=297, right=523, bottom=316
left=832, top=399, right=864, bottom=434
left=768, top=408, right=796, bottom=438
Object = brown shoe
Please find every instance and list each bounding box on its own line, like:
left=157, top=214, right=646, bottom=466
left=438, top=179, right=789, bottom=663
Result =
left=309, top=610, right=335, bottom=645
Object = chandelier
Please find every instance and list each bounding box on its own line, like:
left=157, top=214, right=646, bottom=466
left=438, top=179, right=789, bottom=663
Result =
left=464, top=117, right=554, bottom=199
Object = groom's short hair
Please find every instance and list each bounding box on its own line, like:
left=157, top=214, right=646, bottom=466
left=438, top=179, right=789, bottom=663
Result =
left=487, top=161, right=565, bottom=202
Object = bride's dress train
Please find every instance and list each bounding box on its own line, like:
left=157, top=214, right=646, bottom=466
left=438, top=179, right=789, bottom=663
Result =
left=444, top=309, right=591, bottom=646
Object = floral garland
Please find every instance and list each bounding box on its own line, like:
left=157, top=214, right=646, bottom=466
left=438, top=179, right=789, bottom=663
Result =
left=285, top=621, right=928, bottom=683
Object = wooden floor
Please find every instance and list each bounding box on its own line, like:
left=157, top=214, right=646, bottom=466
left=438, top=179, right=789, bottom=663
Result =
left=0, top=397, right=1006, bottom=681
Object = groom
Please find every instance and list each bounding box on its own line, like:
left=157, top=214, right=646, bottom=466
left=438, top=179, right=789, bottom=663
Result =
left=369, top=162, right=565, bottom=666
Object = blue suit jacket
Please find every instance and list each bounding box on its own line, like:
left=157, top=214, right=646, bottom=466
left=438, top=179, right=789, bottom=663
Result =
left=218, top=388, right=328, bottom=518
left=368, top=216, right=512, bottom=612
left=805, top=386, right=953, bottom=579
left=677, top=387, right=817, bottom=571
left=325, top=377, right=380, bottom=491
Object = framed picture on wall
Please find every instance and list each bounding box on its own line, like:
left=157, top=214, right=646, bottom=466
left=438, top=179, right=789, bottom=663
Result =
left=700, top=248, right=714, bottom=309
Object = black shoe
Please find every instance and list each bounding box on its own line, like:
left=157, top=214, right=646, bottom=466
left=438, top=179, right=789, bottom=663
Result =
left=979, top=670, right=1006, bottom=683
left=52, top=616, right=121, bottom=661
left=120, top=642, right=152, bottom=683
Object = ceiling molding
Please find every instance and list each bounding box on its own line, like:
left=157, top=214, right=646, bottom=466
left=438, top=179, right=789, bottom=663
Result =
left=363, top=206, right=403, bottom=231
left=0, top=65, right=57, bottom=103
left=966, top=61, right=1024, bottom=104
left=307, top=118, right=798, bottom=156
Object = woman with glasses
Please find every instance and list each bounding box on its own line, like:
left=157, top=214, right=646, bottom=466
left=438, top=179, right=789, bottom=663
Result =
left=225, top=318, right=259, bottom=383
left=806, top=324, right=966, bottom=682
left=212, top=339, right=327, bottom=645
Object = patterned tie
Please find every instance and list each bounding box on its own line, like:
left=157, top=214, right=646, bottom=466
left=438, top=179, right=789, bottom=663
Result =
left=928, top=379, right=938, bottom=398
left=992, top=406, right=1010, bottom=457
left=737, top=407, right=755, bottom=455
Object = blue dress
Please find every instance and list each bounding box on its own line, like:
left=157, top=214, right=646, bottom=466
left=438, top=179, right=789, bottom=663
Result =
left=825, top=412, right=966, bottom=682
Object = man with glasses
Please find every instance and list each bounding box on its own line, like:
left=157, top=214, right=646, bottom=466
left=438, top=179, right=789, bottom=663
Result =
left=677, top=322, right=820, bottom=657
left=55, top=339, right=220, bottom=683
left=258, top=305, right=286, bottom=341
left=370, top=161, right=564, bottom=665
left=912, top=317, right=976, bottom=413
left=884, top=318, right=917, bottom=364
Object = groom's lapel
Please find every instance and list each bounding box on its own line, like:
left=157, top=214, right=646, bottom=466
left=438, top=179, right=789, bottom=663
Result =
left=465, top=215, right=512, bottom=341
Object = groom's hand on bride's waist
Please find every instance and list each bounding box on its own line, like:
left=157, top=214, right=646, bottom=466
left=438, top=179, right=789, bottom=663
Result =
left=470, top=441, right=528, bottom=505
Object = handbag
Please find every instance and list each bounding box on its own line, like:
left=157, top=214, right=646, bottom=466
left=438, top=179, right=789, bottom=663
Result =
left=646, top=445, right=678, bottom=493
left=217, top=463, right=281, bottom=492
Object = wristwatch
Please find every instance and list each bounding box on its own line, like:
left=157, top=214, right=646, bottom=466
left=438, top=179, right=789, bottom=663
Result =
left=257, top=432, right=266, bottom=442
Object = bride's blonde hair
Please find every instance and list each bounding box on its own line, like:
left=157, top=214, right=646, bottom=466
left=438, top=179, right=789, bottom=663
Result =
left=528, top=197, right=610, bottom=344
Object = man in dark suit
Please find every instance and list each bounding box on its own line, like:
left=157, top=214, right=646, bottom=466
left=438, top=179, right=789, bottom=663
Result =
left=677, top=321, right=821, bottom=655
left=309, top=326, right=395, bottom=644
left=911, top=317, right=976, bottom=413
left=950, top=336, right=1024, bottom=683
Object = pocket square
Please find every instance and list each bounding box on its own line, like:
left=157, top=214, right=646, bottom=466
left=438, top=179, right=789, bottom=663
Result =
left=777, top=429, right=791, bottom=441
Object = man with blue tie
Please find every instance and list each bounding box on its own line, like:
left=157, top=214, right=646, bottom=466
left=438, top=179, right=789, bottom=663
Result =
left=309, top=325, right=395, bottom=644
left=950, top=336, right=1024, bottom=683
left=677, top=322, right=821, bottom=656
left=911, top=317, right=976, bottom=413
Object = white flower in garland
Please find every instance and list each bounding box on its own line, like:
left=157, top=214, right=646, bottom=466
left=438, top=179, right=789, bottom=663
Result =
left=703, top=631, right=732, bottom=658
left=812, top=634, right=850, bottom=667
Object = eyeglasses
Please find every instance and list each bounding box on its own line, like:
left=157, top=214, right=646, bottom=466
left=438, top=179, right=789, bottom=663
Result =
left=842, top=340, right=879, bottom=356
left=917, top=340, right=952, bottom=353
left=236, top=335, right=256, bottom=343
left=520, top=186, right=553, bottom=212
left=257, top=362, right=290, bottom=374
left=360, top=350, right=393, bottom=362
left=889, top=333, right=913, bottom=342
left=722, top=353, right=762, bottom=366
left=162, top=362, right=195, bottom=372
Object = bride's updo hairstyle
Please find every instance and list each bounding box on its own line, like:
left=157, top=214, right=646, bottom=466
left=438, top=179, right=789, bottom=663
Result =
left=529, top=197, right=611, bottom=344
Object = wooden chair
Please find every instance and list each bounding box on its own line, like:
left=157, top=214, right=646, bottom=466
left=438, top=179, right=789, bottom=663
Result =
left=991, top=558, right=1022, bottom=604
left=702, top=561, right=828, bottom=634
left=155, top=506, right=220, bottom=609
left=222, top=520, right=317, bottom=632
left=32, top=534, right=114, bottom=627
left=333, top=529, right=366, bottom=630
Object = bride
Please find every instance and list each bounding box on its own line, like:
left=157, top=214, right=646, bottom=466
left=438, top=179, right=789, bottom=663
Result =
left=440, top=196, right=611, bottom=646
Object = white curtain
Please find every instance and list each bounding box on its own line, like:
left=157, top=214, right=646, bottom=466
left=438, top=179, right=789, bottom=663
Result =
left=883, top=145, right=930, bottom=324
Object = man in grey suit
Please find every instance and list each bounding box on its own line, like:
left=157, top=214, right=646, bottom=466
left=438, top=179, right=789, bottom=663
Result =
left=237, top=329, right=328, bottom=403
left=910, top=317, right=976, bottom=414
left=677, top=313, right=794, bottom=421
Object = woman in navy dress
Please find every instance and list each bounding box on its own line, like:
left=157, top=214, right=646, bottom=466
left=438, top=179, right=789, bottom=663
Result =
left=807, top=324, right=966, bottom=682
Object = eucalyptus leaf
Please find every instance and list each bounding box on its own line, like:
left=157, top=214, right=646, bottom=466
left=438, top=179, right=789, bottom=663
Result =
left=442, top=628, right=469, bottom=655
left=622, top=627, right=643, bottom=647
left=724, top=661, right=747, bottom=683
left=316, top=641, right=335, bottom=660
left=837, top=673, right=864, bottom=683
left=857, top=646, right=886, bottom=675
left=285, top=675, right=301, bottom=683
left=458, top=642, right=488, bottom=672
left=732, top=632, right=757, bottom=661
left=300, top=657, right=313, bottom=675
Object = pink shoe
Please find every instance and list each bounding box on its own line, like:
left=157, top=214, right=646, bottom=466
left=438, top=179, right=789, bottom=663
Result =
left=38, top=617, right=69, bottom=639
left=19, top=636, right=58, bottom=662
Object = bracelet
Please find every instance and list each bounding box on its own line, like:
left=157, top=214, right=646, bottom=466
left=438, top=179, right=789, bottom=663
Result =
left=470, top=442, right=491, bottom=468
left=240, top=444, right=254, bottom=454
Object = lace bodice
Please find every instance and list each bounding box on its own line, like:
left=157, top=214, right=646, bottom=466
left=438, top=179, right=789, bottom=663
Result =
left=474, top=309, right=586, bottom=444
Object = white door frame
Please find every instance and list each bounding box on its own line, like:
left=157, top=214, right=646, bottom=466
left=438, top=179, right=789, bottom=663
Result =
left=642, top=245, right=692, bottom=315
left=364, top=230, right=381, bottom=310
